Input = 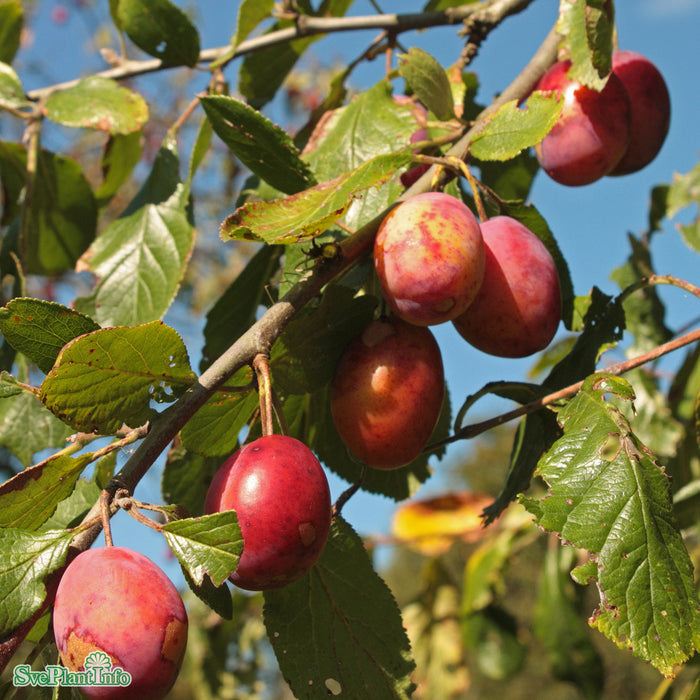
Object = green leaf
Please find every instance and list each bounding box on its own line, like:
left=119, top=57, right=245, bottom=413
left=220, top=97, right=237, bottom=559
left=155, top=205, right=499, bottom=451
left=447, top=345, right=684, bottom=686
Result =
left=0, top=298, right=100, bottom=374
left=1, top=145, right=98, bottom=276
left=0, top=61, right=28, bottom=110
left=75, top=138, right=194, bottom=327
left=263, top=516, right=416, bottom=699
left=0, top=140, right=26, bottom=227
left=398, top=47, right=455, bottom=121
left=41, top=478, right=101, bottom=530
left=0, top=370, right=21, bottom=397
left=483, top=287, right=625, bottom=523
left=180, top=371, right=258, bottom=457
left=475, top=149, right=540, bottom=203
left=117, top=0, right=200, bottom=67
left=557, top=0, right=614, bottom=89
left=468, top=93, right=563, bottom=162
left=0, top=527, right=74, bottom=636
left=610, top=233, right=671, bottom=356
left=94, top=131, right=143, bottom=207
left=220, top=153, right=413, bottom=244
left=162, top=511, right=243, bottom=587
left=201, top=94, right=315, bottom=196
left=665, top=163, right=700, bottom=253
left=201, top=245, right=282, bottom=370
left=237, top=0, right=354, bottom=109
left=302, top=80, right=419, bottom=230
left=522, top=374, right=700, bottom=676
left=45, top=77, right=148, bottom=134
left=533, top=544, right=604, bottom=695
left=231, top=0, right=274, bottom=50
left=0, top=1, right=23, bottom=64
left=271, top=285, right=377, bottom=394
left=0, top=388, right=74, bottom=467
left=40, top=321, right=195, bottom=434
left=162, top=443, right=224, bottom=517
left=0, top=453, right=93, bottom=530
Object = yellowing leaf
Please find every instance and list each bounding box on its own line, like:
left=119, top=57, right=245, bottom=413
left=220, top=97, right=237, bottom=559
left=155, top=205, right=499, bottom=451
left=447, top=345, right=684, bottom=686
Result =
left=392, top=492, right=496, bottom=555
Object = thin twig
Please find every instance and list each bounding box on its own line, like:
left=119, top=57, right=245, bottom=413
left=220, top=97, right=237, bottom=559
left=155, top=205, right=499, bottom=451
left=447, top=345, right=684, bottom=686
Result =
left=429, top=325, right=700, bottom=451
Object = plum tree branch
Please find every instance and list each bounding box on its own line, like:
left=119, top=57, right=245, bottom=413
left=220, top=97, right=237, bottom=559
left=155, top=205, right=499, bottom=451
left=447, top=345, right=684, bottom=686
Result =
left=26, top=0, right=535, bottom=100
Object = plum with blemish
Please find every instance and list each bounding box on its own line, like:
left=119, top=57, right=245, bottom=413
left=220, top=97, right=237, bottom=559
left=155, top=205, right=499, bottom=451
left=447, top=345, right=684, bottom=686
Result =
left=204, top=435, right=331, bottom=591
left=330, top=316, right=445, bottom=469
left=452, top=216, right=561, bottom=358
left=374, top=192, right=485, bottom=326
left=52, top=546, right=188, bottom=700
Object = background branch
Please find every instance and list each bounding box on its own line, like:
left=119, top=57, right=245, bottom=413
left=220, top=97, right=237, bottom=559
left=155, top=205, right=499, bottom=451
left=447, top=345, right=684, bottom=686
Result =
left=26, top=0, right=535, bottom=100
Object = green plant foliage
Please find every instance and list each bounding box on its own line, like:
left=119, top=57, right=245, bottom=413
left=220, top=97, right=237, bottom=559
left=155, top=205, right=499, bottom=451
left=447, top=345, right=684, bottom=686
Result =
left=74, top=138, right=194, bottom=326
left=44, top=77, right=149, bottom=134
left=0, top=61, right=27, bottom=111
left=0, top=453, right=94, bottom=530
left=231, top=0, right=275, bottom=50
left=398, top=47, right=456, bottom=121
left=0, top=383, right=74, bottom=468
left=162, top=511, right=243, bottom=587
left=116, top=0, right=201, bottom=67
left=558, top=0, right=615, bottom=89
left=0, top=298, right=100, bottom=374
left=1, top=2, right=699, bottom=696
left=0, top=527, right=74, bottom=636
left=263, top=516, right=416, bottom=700
left=522, top=374, right=700, bottom=676
left=0, top=145, right=97, bottom=276
left=179, top=372, right=258, bottom=456
left=221, top=152, right=413, bottom=244
left=238, top=0, right=354, bottom=109
left=533, top=543, right=605, bottom=697
left=0, top=0, right=23, bottom=64
left=271, top=285, right=377, bottom=394
left=40, top=321, right=195, bottom=434
left=201, top=245, right=282, bottom=369
left=201, top=94, right=316, bottom=195
left=468, top=93, right=563, bottom=162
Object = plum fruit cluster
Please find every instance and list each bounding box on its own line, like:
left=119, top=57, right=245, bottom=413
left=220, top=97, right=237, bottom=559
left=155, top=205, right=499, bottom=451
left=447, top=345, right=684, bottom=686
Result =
left=331, top=188, right=562, bottom=470
left=205, top=434, right=332, bottom=591
left=52, top=547, right=188, bottom=700
left=534, top=51, right=670, bottom=186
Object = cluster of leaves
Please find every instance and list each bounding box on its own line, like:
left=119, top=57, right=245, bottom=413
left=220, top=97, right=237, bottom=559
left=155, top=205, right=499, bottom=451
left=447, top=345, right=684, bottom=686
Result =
left=1, top=0, right=700, bottom=698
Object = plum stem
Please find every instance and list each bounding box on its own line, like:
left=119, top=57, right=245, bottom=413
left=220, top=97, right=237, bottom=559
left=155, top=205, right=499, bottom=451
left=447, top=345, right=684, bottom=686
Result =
left=253, top=353, right=275, bottom=437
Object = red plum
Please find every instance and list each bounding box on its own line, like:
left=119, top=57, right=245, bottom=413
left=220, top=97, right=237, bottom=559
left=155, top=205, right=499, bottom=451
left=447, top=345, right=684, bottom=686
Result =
left=374, top=192, right=485, bottom=326
left=330, top=316, right=445, bottom=469
left=204, top=435, right=331, bottom=591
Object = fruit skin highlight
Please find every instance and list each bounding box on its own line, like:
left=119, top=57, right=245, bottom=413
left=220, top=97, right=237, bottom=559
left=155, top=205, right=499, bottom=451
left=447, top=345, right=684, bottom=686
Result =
left=609, top=50, right=671, bottom=176
left=52, top=546, right=188, bottom=700
left=330, top=316, right=445, bottom=469
left=374, top=192, right=485, bottom=326
left=452, top=216, right=561, bottom=358
left=204, top=435, right=331, bottom=591
left=533, top=59, right=631, bottom=186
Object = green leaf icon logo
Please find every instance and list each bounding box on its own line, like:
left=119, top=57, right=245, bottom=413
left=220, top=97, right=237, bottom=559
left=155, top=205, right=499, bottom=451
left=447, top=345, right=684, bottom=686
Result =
left=83, top=651, right=113, bottom=670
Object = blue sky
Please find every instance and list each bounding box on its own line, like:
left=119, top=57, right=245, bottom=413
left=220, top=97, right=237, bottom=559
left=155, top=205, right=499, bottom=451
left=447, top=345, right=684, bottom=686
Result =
left=18, top=1, right=700, bottom=577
